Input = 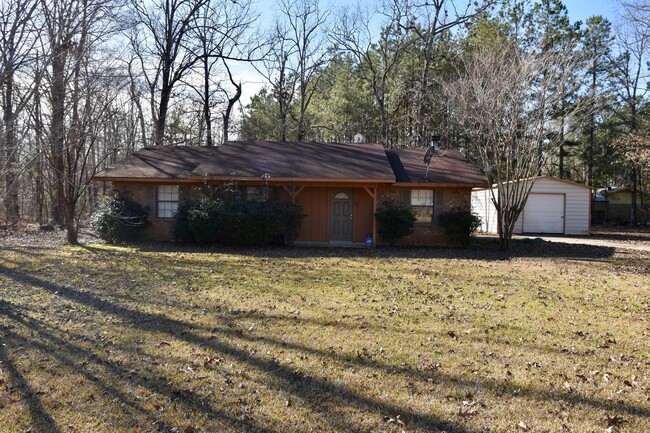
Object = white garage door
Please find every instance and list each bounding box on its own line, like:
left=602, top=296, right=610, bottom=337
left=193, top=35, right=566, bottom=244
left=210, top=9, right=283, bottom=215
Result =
left=523, top=194, right=565, bottom=234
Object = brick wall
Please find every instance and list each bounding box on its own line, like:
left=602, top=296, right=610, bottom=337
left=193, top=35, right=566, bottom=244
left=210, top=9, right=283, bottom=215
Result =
left=108, top=181, right=475, bottom=245
left=376, top=186, right=472, bottom=246
left=112, top=181, right=192, bottom=241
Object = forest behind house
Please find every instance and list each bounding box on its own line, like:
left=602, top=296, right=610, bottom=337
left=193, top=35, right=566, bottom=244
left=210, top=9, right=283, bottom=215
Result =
left=1, top=0, right=649, bottom=244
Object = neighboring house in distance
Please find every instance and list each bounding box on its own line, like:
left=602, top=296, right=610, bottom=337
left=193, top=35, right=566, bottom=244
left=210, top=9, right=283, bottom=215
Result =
left=472, top=176, right=592, bottom=236
left=603, top=187, right=649, bottom=225
left=93, top=141, right=488, bottom=245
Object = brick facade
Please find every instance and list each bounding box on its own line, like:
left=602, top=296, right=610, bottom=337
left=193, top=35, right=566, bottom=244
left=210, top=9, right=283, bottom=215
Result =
left=107, top=181, right=474, bottom=245
left=376, top=186, right=472, bottom=246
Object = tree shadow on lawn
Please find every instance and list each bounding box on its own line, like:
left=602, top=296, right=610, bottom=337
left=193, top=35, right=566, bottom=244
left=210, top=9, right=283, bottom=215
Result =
left=1, top=265, right=649, bottom=433
left=0, top=299, right=275, bottom=433
left=0, top=265, right=480, bottom=433
left=108, top=237, right=621, bottom=263
left=0, top=336, right=61, bottom=433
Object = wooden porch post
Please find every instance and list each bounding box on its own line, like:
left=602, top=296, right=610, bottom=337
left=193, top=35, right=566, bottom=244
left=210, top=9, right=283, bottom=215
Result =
left=364, top=186, right=378, bottom=246
left=372, top=186, right=377, bottom=246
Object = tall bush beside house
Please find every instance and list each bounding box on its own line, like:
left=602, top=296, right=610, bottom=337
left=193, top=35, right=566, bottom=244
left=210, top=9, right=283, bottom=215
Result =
left=91, top=192, right=149, bottom=243
left=179, top=195, right=305, bottom=245
left=275, top=201, right=306, bottom=246
left=375, top=200, right=416, bottom=245
left=187, top=196, right=224, bottom=243
left=173, top=202, right=195, bottom=242
left=438, top=207, right=481, bottom=248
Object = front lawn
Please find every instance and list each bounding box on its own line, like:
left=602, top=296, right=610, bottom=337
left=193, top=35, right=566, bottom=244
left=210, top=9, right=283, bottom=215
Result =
left=0, top=237, right=648, bottom=432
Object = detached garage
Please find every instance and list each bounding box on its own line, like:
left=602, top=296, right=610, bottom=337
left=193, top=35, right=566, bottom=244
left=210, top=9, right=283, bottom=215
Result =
left=472, top=176, right=592, bottom=235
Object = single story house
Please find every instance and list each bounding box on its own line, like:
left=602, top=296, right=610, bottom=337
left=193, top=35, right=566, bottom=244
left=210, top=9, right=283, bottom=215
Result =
left=93, top=141, right=488, bottom=245
left=472, top=176, right=592, bottom=235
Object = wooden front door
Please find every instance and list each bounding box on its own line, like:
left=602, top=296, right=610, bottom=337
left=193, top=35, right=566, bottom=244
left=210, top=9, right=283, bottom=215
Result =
left=330, top=190, right=353, bottom=242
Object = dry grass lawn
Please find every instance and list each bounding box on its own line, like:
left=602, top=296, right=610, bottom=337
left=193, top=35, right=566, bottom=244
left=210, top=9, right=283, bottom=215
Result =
left=0, top=234, right=649, bottom=433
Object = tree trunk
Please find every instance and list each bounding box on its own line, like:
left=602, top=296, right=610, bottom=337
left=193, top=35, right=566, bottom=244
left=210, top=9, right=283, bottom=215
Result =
left=65, top=199, right=78, bottom=244
left=3, top=67, right=20, bottom=225
left=154, top=65, right=172, bottom=145
left=630, top=166, right=638, bottom=226
left=154, top=93, right=169, bottom=146
left=222, top=62, right=242, bottom=144
left=587, top=62, right=597, bottom=186
left=50, top=44, right=68, bottom=227
left=202, top=55, right=213, bottom=147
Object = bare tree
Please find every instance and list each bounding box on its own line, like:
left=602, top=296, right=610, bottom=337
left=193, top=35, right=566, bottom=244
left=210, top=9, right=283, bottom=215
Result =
left=282, top=0, right=331, bottom=141
left=41, top=0, right=125, bottom=243
left=609, top=0, right=650, bottom=225
left=444, top=39, right=584, bottom=249
left=331, top=3, right=411, bottom=146
left=255, top=0, right=331, bottom=141
left=187, top=0, right=257, bottom=145
left=254, top=21, right=297, bottom=141
left=0, top=0, right=38, bottom=226
left=396, top=0, right=496, bottom=146
left=129, top=0, right=208, bottom=146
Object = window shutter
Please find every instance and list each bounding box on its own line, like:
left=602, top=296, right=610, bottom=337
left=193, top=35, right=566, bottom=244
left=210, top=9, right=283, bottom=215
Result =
left=178, top=185, right=189, bottom=203
left=145, top=185, right=156, bottom=217
left=434, top=190, right=444, bottom=220
left=401, top=190, right=411, bottom=206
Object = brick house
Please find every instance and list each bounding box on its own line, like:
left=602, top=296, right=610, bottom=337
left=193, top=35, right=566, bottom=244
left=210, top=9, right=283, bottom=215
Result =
left=93, top=141, right=488, bottom=246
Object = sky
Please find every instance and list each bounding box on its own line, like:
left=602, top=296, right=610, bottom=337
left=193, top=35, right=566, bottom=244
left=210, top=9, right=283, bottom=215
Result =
left=231, top=0, right=625, bottom=110
left=565, top=0, right=620, bottom=24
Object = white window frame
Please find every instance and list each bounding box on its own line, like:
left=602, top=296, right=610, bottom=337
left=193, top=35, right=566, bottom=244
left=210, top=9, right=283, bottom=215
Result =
left=157, top=185, right=179, bottom=218
left=411, top=189, right=435, bottom=223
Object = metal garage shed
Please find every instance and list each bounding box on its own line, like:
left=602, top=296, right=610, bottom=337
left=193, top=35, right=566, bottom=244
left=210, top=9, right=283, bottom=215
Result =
left=471, top=176, right=592, bottom=235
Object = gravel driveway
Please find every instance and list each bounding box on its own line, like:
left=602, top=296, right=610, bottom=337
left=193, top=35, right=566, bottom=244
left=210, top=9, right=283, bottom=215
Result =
left=513, top=229, right=650, bottom=252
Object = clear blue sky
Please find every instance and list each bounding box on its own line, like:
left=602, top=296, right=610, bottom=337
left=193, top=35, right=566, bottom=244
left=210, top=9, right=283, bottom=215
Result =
left=564, top=0, right=620, bottom=24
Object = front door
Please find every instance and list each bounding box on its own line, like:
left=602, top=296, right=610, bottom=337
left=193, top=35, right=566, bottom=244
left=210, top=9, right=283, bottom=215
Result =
left=330, top=190, right=353, bottom=242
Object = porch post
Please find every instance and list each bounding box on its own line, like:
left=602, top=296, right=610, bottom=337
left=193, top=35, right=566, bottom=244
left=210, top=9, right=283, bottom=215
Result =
left=372, top=186, right=377, bottom=246
left=364, top=186, right=378, bottom=247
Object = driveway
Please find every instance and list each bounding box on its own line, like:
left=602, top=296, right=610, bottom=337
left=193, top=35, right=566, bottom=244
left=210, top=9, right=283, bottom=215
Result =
left=512, top=233, right=650, bottom=252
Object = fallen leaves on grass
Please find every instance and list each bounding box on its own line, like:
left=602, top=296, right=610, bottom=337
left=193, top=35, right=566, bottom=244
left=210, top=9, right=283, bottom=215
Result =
left=604, top=413, right=627, bottom=427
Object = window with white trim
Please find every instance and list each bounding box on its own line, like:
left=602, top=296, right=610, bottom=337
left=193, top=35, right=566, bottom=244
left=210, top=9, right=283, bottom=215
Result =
left=404, top=190, right=444, bottom=223
left=157, top=185, right=179, bottom=218
left=411, top=190, right=434, bottom=222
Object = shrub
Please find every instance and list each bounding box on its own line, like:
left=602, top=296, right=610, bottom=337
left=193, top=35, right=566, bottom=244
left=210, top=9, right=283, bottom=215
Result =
left=277, top=201, right=305, bottom=246
left=182, top=195, right=305, bottom=246
left=375, top=200, right=416, bottom=245
left=172, top=202, right=195, bottom=242
left=438, top=207, right=481, bottom=248
left=187, top=196, right=225, bottom=243
left=91, top=192, right=149, bottom=243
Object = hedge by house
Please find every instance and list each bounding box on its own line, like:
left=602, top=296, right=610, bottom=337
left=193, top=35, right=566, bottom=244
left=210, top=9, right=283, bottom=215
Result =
left=91, top=192, right=149, bottom=243
left=174, top=196, right=305, bottom=246
left=375, top=200, right=416, bottom=245
left=438, top=207, right=481, bottom=248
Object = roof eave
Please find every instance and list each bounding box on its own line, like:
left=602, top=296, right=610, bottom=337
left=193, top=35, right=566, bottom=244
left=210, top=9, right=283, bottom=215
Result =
left=92, top=176, right=397, bottom=184
left=393, top=182, right=490, bottom=188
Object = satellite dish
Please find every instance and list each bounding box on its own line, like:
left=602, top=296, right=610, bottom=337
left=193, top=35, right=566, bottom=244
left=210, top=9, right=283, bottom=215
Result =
left=354, top=133, right=365, bottom=143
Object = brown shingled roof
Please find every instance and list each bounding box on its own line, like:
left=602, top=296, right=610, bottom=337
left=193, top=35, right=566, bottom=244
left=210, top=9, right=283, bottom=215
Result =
left=191, top=141, right=395, bottom=180
left=94, top=146, right=215, bottom=180
left=385, top=148, right=488, bottom=186
left=94, top=141, right=396, bottom=182
left=93, top=142, right=488, bottom=186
